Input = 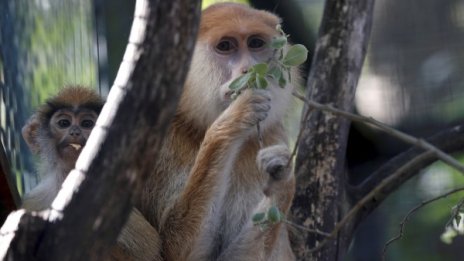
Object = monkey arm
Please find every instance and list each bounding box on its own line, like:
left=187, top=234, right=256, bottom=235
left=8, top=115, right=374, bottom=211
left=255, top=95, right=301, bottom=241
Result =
left=215, top=144, right=296, bottom=261
left=159, top=90, right=271, bottom=260
left=159, top=123, right=245, bottom=260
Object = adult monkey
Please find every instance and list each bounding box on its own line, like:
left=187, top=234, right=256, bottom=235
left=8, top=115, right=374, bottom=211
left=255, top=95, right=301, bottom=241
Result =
left=122, top=3, right=298, bottom=260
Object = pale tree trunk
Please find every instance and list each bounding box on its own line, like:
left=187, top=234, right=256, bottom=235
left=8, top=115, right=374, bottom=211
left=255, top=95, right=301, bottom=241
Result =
left=0, top=0, right=201, bottom=260
left=291, top=0, right=375, bottom=260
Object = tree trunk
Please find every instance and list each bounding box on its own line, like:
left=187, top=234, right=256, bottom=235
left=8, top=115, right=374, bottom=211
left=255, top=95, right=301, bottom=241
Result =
left=290, top=0, right=375, bottom=260
left=0, top=0, right=201, bottom=260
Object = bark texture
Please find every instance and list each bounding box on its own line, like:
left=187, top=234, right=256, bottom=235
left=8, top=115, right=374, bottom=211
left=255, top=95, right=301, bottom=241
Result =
left=290, top=0, right=375, bottom=260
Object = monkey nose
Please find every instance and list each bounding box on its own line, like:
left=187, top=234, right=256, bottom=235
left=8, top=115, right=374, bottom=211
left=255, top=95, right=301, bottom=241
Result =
left=241, top=68, right=249, bottom=74
left=69, top=126, right=81, bottom=136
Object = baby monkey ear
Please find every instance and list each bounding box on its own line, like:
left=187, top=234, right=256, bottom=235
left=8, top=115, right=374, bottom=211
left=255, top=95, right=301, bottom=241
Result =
left=22, top=114, right=41, bottom=154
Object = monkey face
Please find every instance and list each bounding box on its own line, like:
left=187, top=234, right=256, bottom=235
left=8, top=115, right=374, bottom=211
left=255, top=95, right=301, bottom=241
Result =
left=49, top=108, right=97, bottom=163
left=179, top=4, right=294, bottom=129
left=213, top=34, right=276, bottom=106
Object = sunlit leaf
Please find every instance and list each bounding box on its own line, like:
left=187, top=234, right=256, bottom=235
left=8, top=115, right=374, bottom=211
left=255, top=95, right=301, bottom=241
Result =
left=283, top=44, right=308, bottom=66
left=253, top=63, right=268, bottom=76
left=229, top=72, right=252, bottom=90
left=453, top=213, right=464, bottom=234
left=268, top=66, right=282, bottom=80
left=271, top=36, right=287, bottom=49
left=441, top=227, right=458, bottom=244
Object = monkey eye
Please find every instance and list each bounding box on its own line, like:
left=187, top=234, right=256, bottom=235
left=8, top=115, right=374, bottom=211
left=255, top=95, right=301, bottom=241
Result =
left=215, top=38, right=237, bottom=54
left=248, top=37, right=266, bottom=50
left=57, top=119, right=71, bottom=128
left=81, top=119, right=95, bottom=129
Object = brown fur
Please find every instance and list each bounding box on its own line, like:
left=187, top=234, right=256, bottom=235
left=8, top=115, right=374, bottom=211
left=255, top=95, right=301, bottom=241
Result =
left=21, top=86, right=104, bottom=211
left=117, top=3, right=297, bottom=260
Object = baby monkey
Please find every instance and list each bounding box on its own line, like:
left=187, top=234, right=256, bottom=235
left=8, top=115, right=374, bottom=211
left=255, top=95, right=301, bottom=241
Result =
left=21, top=86, right=103, bottom=211
left=20, top=86, right=161, bottom=260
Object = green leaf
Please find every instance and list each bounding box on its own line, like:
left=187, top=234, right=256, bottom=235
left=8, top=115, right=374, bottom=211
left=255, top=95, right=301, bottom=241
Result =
left=252, top=212, right=266, bottom=223
left=253, top=63, right=268, bottom=76
left=248, top=72, right=258, bottom=89
left=282, top=44, right=308, bottom=66
left=267, top=66, right=282, bottom=80
left=267, top=206, right=281, bottom=223
left=278, top=73, right=287, bottom=88
left=229, top=72, right=252, bottom=90
left=256, top=75, right=268, bottom=89
left=270, top=36, right=287, bottom=49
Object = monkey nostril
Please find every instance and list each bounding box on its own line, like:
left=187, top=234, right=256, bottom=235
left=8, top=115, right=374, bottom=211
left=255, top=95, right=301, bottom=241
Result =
left=241, top=68, right=249, bottom=74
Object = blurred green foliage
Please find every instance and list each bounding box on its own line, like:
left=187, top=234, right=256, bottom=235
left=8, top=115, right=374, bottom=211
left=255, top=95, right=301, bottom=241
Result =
left=23, top=0, right=98, bottom=108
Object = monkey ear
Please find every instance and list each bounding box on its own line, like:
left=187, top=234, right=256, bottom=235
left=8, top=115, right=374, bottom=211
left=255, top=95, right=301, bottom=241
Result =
left=22, top=114, right=41, bottom=154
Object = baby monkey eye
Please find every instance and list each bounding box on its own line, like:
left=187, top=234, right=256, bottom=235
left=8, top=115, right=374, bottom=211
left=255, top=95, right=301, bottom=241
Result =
left=81, top=119, right=95, bottom=129
left=215, top=38, right=237, bottom=54
left=248, top=37, right=266, bottom=50
left=57, top=119, right=71, bottom=128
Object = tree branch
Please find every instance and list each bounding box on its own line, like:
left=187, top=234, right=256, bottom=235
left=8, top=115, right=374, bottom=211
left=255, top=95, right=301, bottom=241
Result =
left=354, top=123, right=464, bottom=202
left=293, top=92, right=464, bottom=175
left=0, top=0, right=201, bottom=260
left=290, top=0, right=375, bottom=260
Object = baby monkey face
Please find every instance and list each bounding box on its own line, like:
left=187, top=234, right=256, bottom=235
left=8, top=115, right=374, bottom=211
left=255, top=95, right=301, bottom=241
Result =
left=50, top=108, right=98, bottom=161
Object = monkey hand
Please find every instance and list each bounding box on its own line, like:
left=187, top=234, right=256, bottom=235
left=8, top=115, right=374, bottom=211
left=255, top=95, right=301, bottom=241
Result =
left=257, top=144, right=293, bottom=197
left=211, top=89, right=272, bottom=137
left=231, top=89, right=272, bottom=128
left=257, top=144, right=291, bottom=181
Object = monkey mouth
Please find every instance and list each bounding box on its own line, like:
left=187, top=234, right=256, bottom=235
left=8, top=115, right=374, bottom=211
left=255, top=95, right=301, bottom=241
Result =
left=69, top=143, right=82, bottom=151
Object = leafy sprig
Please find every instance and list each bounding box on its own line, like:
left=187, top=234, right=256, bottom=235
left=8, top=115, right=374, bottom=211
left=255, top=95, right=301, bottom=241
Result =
left=252, top=206, right=284, bottom=230
left=228, top=25, right=308, bottom=98
left=441, top=202, right=464, bottom=244
left=233, top=27, right=308, bottom=226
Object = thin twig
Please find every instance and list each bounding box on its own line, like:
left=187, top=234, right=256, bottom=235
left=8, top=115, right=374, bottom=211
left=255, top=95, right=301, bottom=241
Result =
left=283, top=219, right=331, bottom=237
left=381, top=187, right=464, bottom=261
left=292, top=91, right=464, bottom=175
left=287, top=104, right=313, bottom=169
